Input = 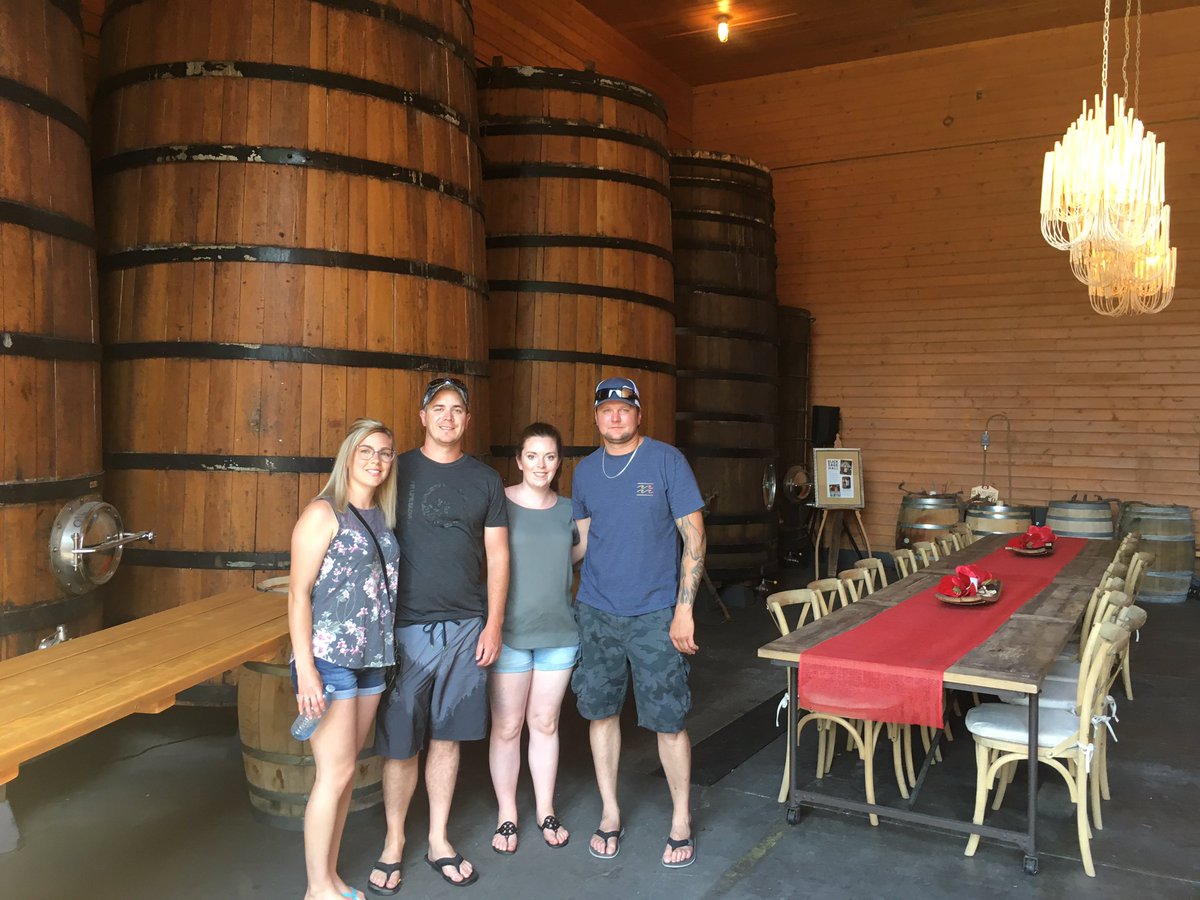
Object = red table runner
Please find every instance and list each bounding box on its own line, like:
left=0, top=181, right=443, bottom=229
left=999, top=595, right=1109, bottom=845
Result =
left=796, top=537, right=1087, bottom=728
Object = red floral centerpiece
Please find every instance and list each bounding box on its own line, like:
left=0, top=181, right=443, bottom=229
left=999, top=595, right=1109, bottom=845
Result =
left=1005, top=525, right=1056, bottom=553
left=935, top=564, right=1002, bottom=604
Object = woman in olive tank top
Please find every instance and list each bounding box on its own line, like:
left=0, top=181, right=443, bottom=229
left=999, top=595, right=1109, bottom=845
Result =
left=489, top=423, right=586, bottom=854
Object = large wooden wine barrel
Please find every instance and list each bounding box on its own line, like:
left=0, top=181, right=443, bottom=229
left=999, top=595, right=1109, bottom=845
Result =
left=1046, top=498, right=1116, bottom=539
left=478, top=66, right=675, bottom=492
left=896, top=495, right=962, bottom=549
left=238, top=647, right=382, bottom=829
left=1119, top=503, right=1195, bottom=603
left=966, top=504, right=1032, bottom=537
left=0, top=0, right=104, bottom=658
left=92, top=0, right=488, bottom=684
left=671, top=150, right=777, bottom=580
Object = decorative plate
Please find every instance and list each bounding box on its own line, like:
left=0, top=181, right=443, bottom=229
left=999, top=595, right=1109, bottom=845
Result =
left=936, top=578, right=1002, bottom=605
left=1005, top=544, right=1055, bottom=557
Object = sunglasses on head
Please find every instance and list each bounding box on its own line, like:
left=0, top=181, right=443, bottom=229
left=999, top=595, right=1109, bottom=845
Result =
left=422, top=377, right=468, bottom=407
left=594, top=386, right=638, bottom=403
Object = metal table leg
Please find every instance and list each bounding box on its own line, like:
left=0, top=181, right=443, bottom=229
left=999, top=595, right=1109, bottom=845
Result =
left=786, top=667, right=800, bottom=825
left=1024, top=692, right=1040, bottom=875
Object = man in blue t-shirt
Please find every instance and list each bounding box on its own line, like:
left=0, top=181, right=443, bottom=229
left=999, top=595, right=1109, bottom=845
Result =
left=572, top=376, right=705, bottom=870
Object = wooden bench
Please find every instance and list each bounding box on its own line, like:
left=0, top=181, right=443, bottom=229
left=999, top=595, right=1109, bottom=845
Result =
left=0, top=586, right=289, bottom=847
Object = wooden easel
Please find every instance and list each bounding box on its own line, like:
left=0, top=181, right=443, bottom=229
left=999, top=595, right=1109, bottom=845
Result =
left=812, top=507, right=873, bottom=579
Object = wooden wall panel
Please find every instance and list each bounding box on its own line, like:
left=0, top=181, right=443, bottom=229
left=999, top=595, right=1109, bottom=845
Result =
left=693, top=8, right=1200, bottom=550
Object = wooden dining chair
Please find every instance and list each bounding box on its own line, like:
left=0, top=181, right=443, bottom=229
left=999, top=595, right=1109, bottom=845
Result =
left=964, top=622, right=1133, bottom=877
left=766, top=589, right=825, bottom=635
left=837, top=568, right=874, bottom=601
left=854, top=557, right=888, bottom=590
left=937, top=531, right=963, bottom=557
left=892, top=548, right=918, bottom=579
left=808, top=577, right=852, bottom=615
left=911, top=541, right=940, bottom=567
left=1115, top=551, right=1154, bottom=699
left=950, top=522, right=975, bottom=547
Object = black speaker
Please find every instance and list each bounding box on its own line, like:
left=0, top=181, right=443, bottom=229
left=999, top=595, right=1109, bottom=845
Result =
left=811, top=405, right=840, bottom=447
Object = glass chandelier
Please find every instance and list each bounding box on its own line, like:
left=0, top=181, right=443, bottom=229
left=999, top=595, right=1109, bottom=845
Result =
left=1038, top=0, right=1177, bottom=316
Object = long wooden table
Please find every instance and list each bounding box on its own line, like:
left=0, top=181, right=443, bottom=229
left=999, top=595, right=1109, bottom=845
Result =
left=0, top=587, right=289, bottom=786
left=758, top=535, right=1119, bottom=874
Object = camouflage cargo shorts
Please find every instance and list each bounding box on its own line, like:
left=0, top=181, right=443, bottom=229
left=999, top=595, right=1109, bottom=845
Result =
left=571, top=604, right=691, bottom=734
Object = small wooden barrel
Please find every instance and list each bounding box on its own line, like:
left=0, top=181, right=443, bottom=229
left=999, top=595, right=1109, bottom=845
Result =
left=478, top=66, right=675, bottom=493
left=966, top=504, right=1032, bottom=537
left=0, top=0, right=104, bottom=659
left=896, top=496, right=962, bottom=549
left=1046, top=499, right=1116, bottom=539
left=237, top=648, right=382, bottom=830
left=92, top=0, right=488, bottom=681
left=671, top=150, right=777, bottom=580
left=1119, top=503, right=1195, bottom=604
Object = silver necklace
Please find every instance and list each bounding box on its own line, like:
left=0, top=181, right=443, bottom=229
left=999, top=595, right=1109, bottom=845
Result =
left=602, top=438, right=641, bottom=479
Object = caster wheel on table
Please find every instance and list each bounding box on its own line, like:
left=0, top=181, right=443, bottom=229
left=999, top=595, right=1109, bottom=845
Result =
left=1023, top=855, right=1039, bottom=875
left=786, top=807, right=801, bottom=825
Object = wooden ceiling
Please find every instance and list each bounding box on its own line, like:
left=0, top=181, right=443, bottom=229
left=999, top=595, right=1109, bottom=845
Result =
left=576, top=0, right=1200, bottom=85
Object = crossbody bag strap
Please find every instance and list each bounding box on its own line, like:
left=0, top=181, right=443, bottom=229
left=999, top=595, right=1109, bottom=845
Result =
left=348, top=505, right=394, bottom=604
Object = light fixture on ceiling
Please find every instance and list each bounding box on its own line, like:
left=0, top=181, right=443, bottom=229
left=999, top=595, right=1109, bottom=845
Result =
left=1038, top=0, right=1176, bottom=316
left=716, top=14, right=730, bottom=43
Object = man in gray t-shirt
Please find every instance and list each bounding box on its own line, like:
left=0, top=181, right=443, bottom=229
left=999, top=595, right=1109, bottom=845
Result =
left=370, top=377, right=509, bottom=892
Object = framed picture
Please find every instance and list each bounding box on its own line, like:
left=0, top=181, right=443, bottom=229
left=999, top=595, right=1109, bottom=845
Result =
left=813, top=448, right=864, bottom=509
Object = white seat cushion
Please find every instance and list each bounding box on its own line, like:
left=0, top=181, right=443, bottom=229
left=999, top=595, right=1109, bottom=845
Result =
left=993, top=680, right=1077, bottom=710
left=1046, top=658, right=1081, bottom=681
left=965, top=703, right=1079, bottom=747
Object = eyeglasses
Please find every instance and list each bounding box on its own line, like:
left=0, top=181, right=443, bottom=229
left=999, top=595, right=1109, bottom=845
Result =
left=594, top=386, right=639, bottom=404
left=356, top=445, right=395, bottom=463
left=422, top=377, right=469, bottom=408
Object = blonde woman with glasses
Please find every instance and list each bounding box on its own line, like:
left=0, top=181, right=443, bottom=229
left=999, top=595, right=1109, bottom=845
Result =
left=289, top=418, right=399, bottom=900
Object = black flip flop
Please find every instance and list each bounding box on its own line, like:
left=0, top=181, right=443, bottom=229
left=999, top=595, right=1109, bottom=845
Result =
left=492, top=820, right=518, bottom=855
left=539, top=815, right=569, bottom=849
left=662, top=836, right=696, bottom=869
left=588, top=828, right=623, bottom=859
left=425, top=853, right=479, bottom=887
left=366, top=860, right=402, bottom=896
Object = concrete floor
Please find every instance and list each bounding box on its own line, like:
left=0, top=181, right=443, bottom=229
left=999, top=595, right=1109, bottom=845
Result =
left=2, top=574, right=1197, bottom=899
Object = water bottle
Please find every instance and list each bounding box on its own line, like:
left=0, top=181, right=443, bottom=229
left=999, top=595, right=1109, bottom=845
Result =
left=290, top=685, right=334, bottom=741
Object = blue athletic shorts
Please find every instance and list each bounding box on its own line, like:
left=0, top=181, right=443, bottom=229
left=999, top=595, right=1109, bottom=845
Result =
left=492, top=643, right=580, bottom=674
left=290, top=657, right=387, bottom=700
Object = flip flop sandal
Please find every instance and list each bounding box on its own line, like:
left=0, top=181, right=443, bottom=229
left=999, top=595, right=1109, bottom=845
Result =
left=342, top=891, right=366, bottom=900
left=492, top=820, right=518, bottom=855
left=425, top=853, right=479, bottom=887
left=662, top=836, right=696, bottom=869
left=366, top=861, right=403, bottom=896
left=587, top=828, right=624, bottom=859
left=539, top=815, right=569, bottom=849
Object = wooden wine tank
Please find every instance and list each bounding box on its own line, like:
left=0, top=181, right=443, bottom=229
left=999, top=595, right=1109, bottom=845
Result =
left=671, top=150, right=777, bottom=580
left=478, top=66, right=675, bottom=492
left=92, top=0, right=488, bottom=669
left=0, top=0, right=104, bottom=658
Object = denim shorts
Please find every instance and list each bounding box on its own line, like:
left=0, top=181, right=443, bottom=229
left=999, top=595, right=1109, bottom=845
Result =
left=290, top=657, right=387, bottom=700
left=492, top=643, right=580, bottom=674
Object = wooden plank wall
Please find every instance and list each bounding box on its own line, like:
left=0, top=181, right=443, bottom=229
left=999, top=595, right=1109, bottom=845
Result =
left=79, top=0, right=693, bottom=144
left=692, top=7, right=1200, bottom=549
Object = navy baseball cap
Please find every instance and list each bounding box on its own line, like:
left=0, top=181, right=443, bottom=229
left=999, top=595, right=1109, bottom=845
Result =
left=594, top=376, right=640, bottom=408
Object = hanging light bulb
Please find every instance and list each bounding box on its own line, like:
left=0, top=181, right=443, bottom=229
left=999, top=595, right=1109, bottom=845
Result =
left=716, top=15, right=730, bottom=43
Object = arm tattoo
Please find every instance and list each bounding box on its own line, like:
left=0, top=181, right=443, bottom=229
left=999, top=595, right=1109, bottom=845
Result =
left=675, top=513, right=706, bottom=607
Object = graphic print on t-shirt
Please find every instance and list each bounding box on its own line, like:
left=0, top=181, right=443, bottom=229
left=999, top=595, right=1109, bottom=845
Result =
left=636, top=482, right=655, bottom=496
left=421, top=482, right=469, bottom=530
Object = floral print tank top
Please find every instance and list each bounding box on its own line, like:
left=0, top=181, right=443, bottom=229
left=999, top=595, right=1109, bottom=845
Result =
left=309, top=501, right=398, bottom=668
